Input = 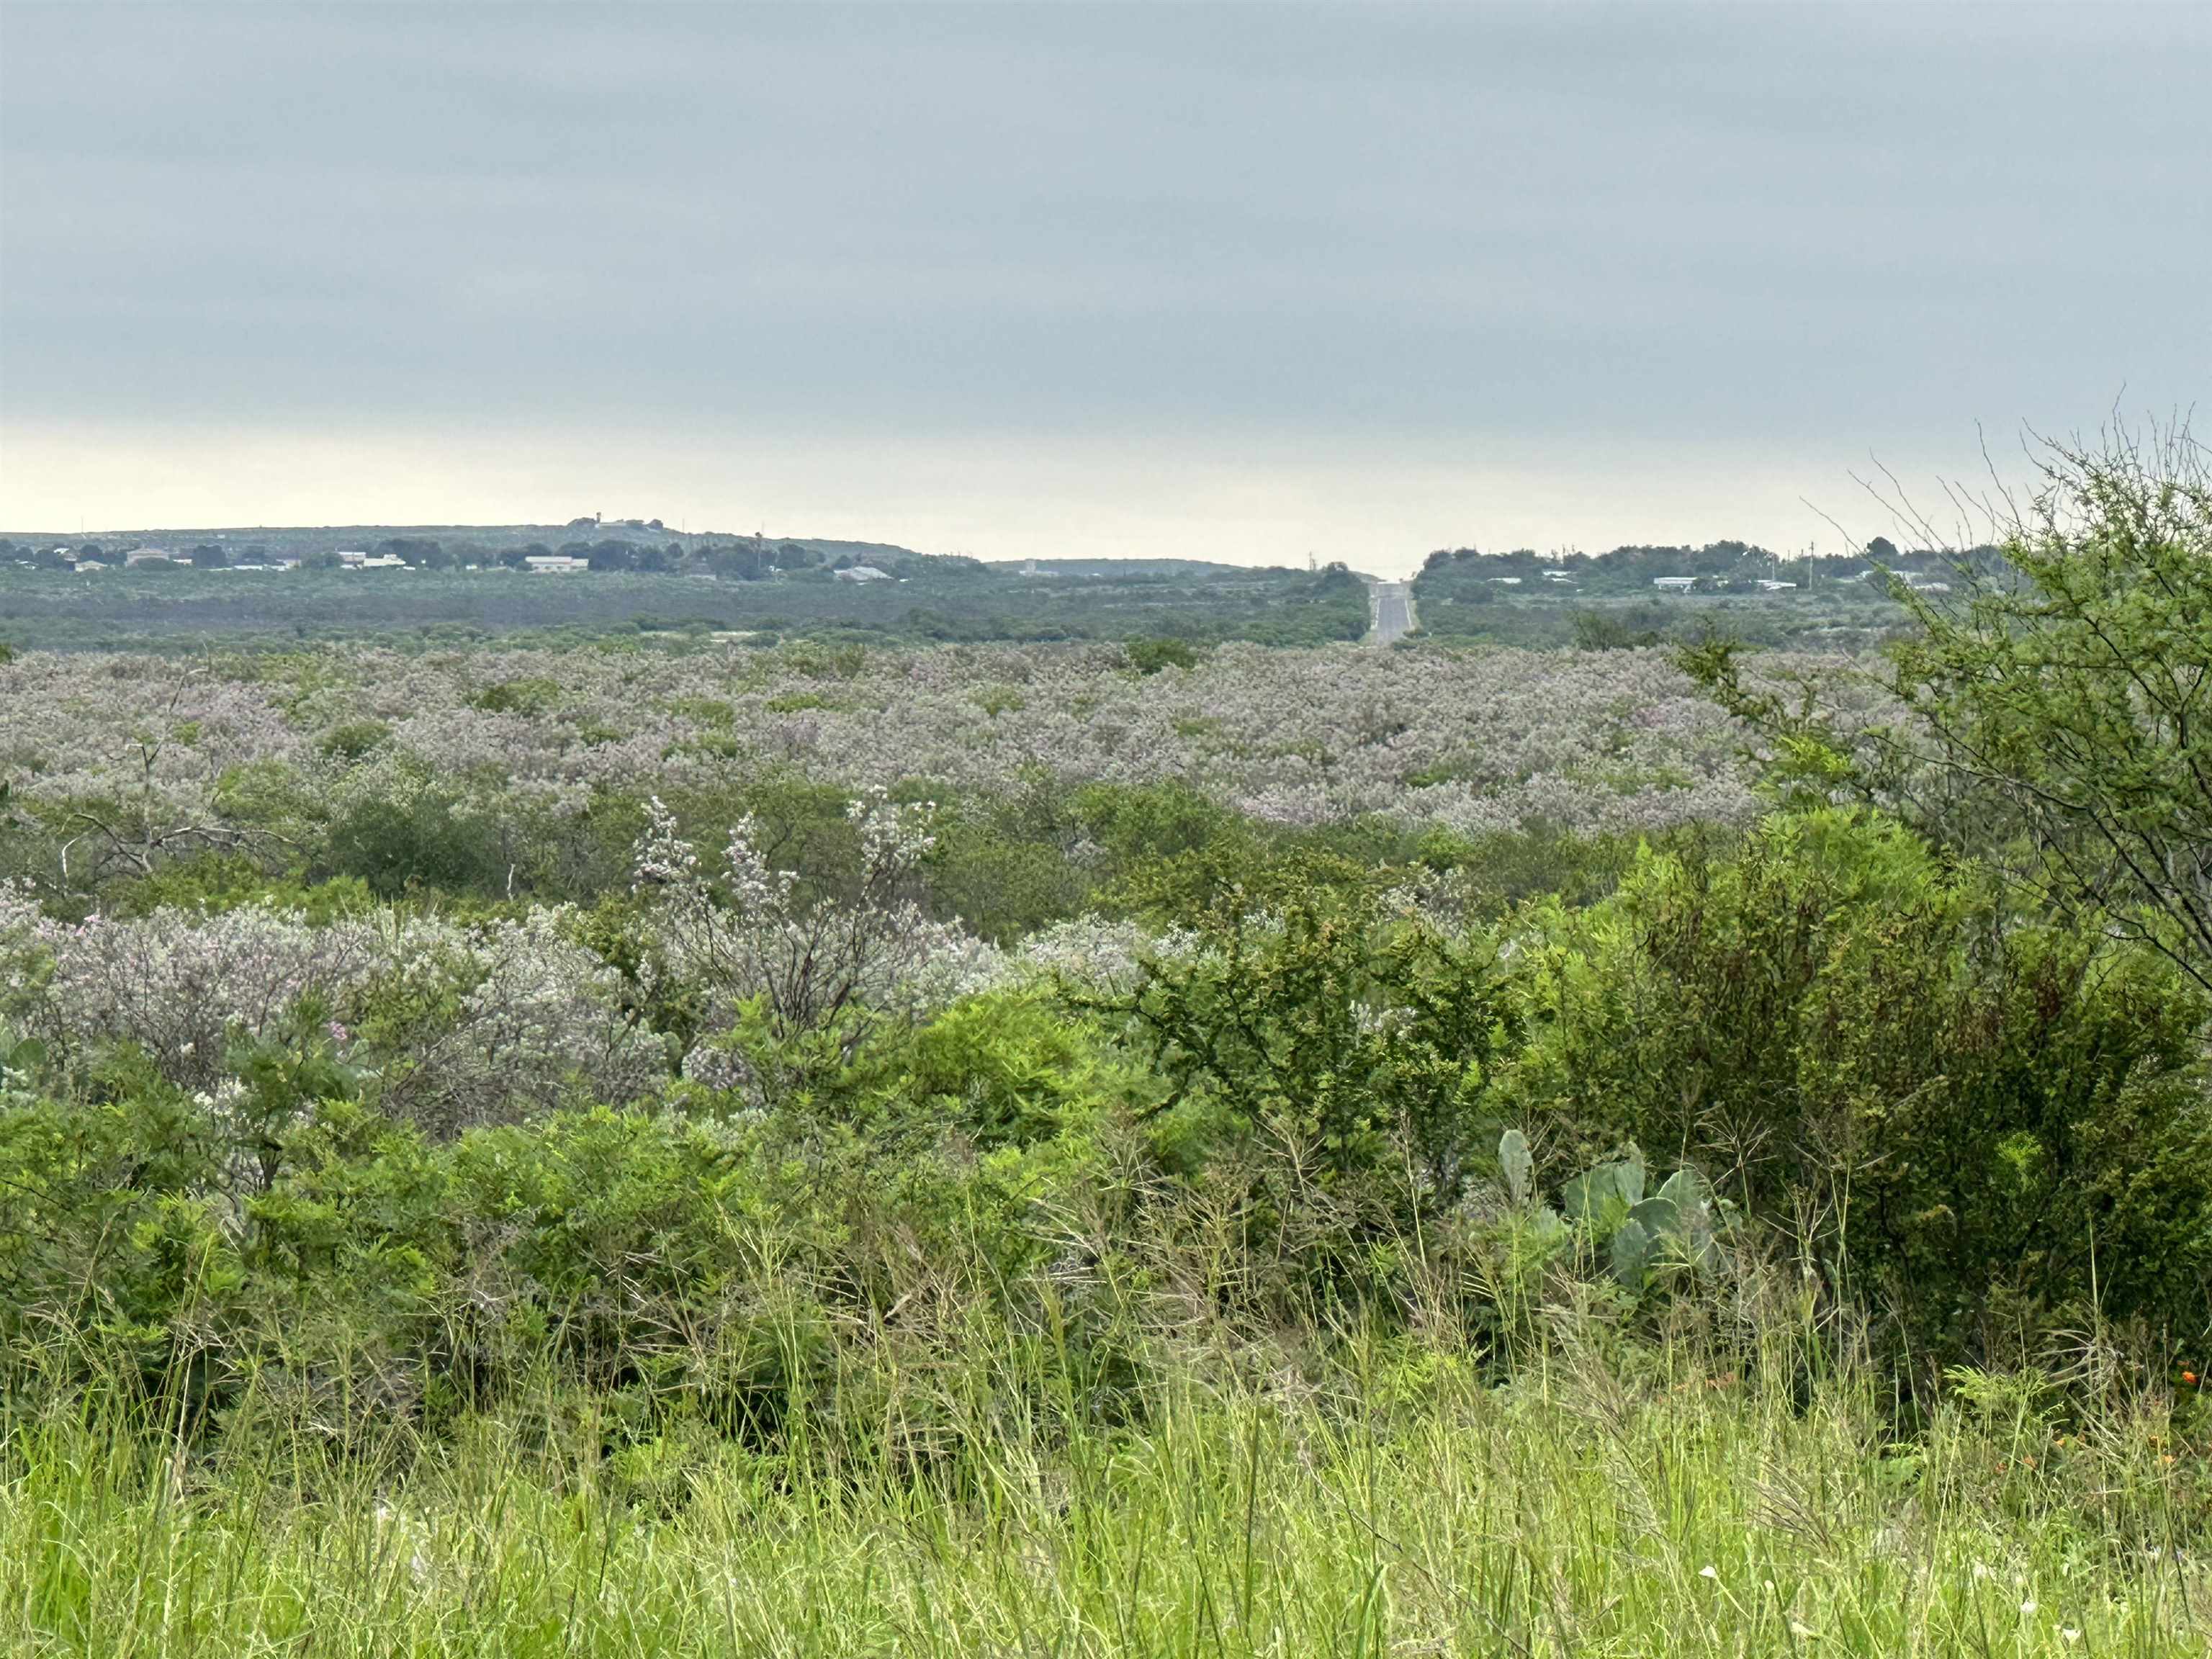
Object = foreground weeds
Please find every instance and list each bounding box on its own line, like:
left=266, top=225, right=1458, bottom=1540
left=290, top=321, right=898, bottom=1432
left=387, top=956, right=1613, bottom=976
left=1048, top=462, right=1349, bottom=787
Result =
left=6, top=1342, right=2207, bottom=1659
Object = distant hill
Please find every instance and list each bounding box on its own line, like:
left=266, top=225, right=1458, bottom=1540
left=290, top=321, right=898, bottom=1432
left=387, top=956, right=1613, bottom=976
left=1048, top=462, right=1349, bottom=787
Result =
left=0, top=530, right=1372, bottom=652
left=0, top=522, right=929, bottom=564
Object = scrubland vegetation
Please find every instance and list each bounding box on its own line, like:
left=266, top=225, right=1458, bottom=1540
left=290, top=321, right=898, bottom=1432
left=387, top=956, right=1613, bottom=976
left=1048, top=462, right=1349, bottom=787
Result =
left=1, top=434, right=2208, bottom=1654
left=0, top=554, right=1371, bottom=653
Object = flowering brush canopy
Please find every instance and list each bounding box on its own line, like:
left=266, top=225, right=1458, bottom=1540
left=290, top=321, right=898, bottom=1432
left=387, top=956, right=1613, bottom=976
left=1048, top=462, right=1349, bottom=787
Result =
left=1, top=640, right=1754, bottom=913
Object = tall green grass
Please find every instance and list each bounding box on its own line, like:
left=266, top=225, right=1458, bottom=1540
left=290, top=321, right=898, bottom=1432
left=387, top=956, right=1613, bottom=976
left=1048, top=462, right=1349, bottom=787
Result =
left=6, top=1333, right=2205, bottom=1658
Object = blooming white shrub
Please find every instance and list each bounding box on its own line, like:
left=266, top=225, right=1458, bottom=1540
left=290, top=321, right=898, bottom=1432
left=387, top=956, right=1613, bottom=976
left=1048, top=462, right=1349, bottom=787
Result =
left=360, top=907, right=666, bottom=1137
left=0, top=891, right=658, bottom=1132
left=633, top=790, right=985, bottom=1038
left=6, top=899, right=400, bottom=1088
left=998, top=915, right=1201, bottom=994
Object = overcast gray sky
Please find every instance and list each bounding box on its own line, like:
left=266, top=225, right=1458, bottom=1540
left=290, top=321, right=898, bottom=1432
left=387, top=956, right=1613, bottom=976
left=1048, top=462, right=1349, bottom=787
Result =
left=2, top=1, right=2206, bottom=570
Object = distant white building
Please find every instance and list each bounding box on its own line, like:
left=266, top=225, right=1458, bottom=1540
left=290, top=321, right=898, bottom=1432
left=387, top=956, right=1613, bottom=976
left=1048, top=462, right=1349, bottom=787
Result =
left=357, top=553, right=410, bottom=570
left=1652, top=576, right=1699, bottom=592
left=1756, top=579, right=1798, bottom=592
left=336, top=549, right=369, bottom=567
left=1896, top=571, right=1951, bottom=593
left=125, top=548, right=179, bottom=566
left=1487, top=575, right=1524, bottom=586
left=835, top=565, right=893, bottom=583
left=523, top=555, right=590, bottom=574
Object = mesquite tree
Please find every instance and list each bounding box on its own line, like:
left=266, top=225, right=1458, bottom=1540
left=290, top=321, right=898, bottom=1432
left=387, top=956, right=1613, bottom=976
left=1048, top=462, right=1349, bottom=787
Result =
left=1688, top=426, right=2212, bottom=991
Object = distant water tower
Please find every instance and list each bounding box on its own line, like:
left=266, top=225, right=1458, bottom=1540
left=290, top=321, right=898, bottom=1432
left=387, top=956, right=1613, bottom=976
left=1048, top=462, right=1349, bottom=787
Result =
left=1022, top=558, right=1038, bottom=576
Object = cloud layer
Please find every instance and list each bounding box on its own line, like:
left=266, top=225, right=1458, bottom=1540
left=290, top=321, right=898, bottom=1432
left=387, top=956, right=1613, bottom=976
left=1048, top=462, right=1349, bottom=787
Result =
left=3, top=3, right=2205, bottom=567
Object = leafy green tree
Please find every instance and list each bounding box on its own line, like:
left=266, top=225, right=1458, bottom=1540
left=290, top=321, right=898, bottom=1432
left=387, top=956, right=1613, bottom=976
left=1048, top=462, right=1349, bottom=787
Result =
left=1687, top=428, right=2212, bottom=992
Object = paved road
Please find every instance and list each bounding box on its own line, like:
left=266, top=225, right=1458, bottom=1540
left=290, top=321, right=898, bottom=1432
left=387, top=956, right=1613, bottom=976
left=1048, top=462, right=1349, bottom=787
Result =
left=1368, top=580, right=1415, bottom=644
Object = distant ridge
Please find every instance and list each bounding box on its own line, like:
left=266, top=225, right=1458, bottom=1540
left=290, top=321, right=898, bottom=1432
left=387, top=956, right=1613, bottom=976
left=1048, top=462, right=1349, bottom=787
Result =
left=0, top=522, right=928, bottom=564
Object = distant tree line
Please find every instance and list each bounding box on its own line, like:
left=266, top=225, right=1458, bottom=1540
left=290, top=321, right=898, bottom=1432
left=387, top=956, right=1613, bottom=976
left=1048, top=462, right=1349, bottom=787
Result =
left=0, top=545, right=1372, bottom=652
left=1413, top=537, right=2012, bottom=602
left=0, top=535, right=914, bottom=578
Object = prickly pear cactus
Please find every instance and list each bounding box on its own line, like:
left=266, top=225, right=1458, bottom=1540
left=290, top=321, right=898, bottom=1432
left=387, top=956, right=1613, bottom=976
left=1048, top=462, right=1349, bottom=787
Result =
left=1610, top=1218, right=1653, bottom=1290
left=1549, top=1146, right=1725, bottom=1288
left=1498, top=1128, right=1534, bottom=1207
left=1492, top=1131, right=1726, bottom=1292
left=1562, top=1148, right=1646, bottom=1231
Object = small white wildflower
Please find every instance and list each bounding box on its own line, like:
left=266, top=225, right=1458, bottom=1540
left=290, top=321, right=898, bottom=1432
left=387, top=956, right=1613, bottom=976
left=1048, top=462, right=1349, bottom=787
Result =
left=2020, top=1600, right=2037, bottom=1616
left=1699, top=1565, right=1719, bottom=1581
left=1972, top=1563, right=1990, bottom=1581
left=2060, top=1631, right=2080, bottom=1646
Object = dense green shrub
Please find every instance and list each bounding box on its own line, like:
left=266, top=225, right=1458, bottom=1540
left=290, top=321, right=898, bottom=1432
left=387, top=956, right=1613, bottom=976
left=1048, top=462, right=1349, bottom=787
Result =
left=324, top=781, right=513, bottom=897
left=1498, top=809, right=2212, bottom=1360
left=0, top=985, right=1141, bottom=1454
left=1123, top=636, right=1205, bottom=675
left=1118, top=887, right=1514, bottom=1305
left=316, top=718, right=391, bottom=760
left=1570, top=608, right=1665, bottom=651
left=470, top=676, right=564, bottom=715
